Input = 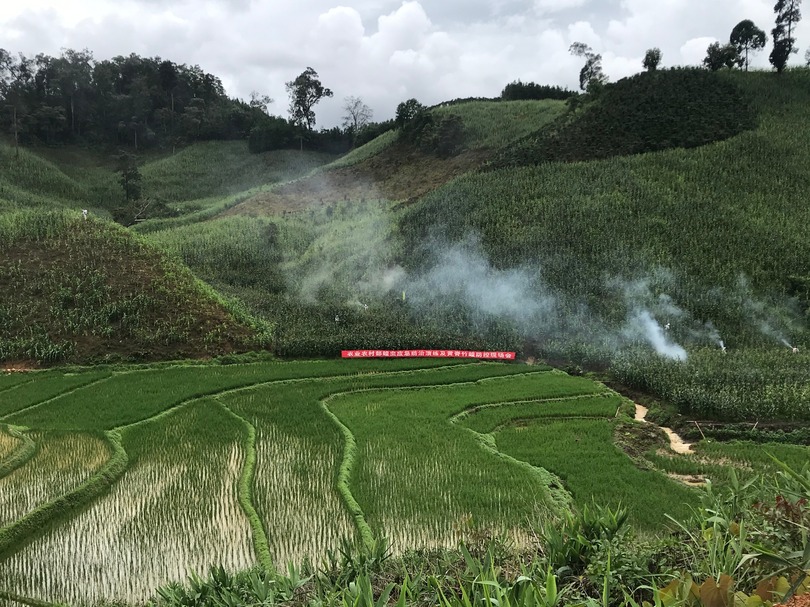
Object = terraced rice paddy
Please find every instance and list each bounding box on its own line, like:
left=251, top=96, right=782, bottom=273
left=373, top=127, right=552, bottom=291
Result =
left=0, top=359, right=763, bottom=604
left=0, top=432, right=108, bottom=526
left=0, top=428, right=18, bottom=462
left=0, top=370, right=111, bottom=418
left=0, top=401, right=252, bottom=604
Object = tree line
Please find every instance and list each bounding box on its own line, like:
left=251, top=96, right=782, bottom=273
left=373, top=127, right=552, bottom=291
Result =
left=567, top=1, right=805, bottom=93
left=0, top=48, right=271, bottom=150
left=2, top=1, right=806, bottom=158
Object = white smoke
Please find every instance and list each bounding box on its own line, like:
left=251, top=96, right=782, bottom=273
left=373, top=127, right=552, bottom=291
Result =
left=623, top=310, right=688, bottom=361
left=402, top=237, right=558, bottom=332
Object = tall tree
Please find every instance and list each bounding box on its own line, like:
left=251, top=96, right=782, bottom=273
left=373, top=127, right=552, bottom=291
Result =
left=806, top=47, right=810, bottom=65
left=0, top=48, right=12, bottom=97
left=730, top=20, right=767, bottom=70
left=54, top=48, right=94, bottom=136
left=703, top=42, right=741, bottom=71
left=642, top=48, right=662, bottom=71
left=569, top=42, right=607, bottom=91
left=341, top=96, right=373, bottom=146
left=285, top=67, right=333, bottom=144
left=395, top=98, right=424, bottom=127
left=158, top=60, right=178, bottom=137
left=770, top=0, right=802, bottom=73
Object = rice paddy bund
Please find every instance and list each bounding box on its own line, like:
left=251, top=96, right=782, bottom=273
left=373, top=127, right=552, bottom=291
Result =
left=0, top=359, right=762, bottom=604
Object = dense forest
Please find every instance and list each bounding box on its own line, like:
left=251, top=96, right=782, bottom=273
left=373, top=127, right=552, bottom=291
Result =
left=0, top=48, right=357, bottom=154
left=0, top=48, right=276, bottom=149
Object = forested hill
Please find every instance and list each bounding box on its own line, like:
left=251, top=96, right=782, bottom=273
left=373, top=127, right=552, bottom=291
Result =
left=3, top=47, right=370, bottom=161
left=0, top=49, right=269, bottom=149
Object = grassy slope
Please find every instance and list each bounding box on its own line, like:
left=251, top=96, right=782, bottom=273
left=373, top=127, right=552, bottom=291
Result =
left=0, top=143, right=96, bottom=212
left=226, top=100, right=565, bottom=216
left=144, top=100, right=567, bottom=355
left=401, top=71, right=810, bottom=309
left=0, top=211, right=261, bottom=366
left=0, top=140, right=334, bottom=217
left=0, top=140, right=338, bottom=365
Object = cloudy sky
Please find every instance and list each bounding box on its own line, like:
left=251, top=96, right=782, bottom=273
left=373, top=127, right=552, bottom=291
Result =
left=1, top=0, right=808, bottom=127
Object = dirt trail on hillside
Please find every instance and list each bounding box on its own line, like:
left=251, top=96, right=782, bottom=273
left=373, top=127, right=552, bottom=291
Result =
left=634, top=404, right=693, bottom=454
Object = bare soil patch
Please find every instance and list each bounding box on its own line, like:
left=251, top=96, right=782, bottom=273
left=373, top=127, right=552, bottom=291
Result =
left=225, top=142, right=490, bottom=216
left=635, top=404, right=693, bottom=454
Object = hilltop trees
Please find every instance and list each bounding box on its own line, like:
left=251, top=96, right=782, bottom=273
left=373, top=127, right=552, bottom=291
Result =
left=643, top=48, right=663, bottom=71
left=286, top=68, right=332, bottom=136
left=0, top=48, right=264, bottom=148
left=569, top=42, right=607, bottom=91
left=500, top=81, right=572, bottom=100
left=703, top=42, right=741, bottom=71
left=285, top=67, right=333, bottom=151
left=770, top=0, right=802, bottom=73
left=249, top=91, right=273, bottom=115
left=730, top=20, right=767, bottom=70
left=395, top=98, right=425, bottom=127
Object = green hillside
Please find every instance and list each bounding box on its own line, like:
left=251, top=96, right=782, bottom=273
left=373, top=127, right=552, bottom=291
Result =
left=0, top=211, right=266, bottom=365
left=392, top=69, right=810, bottom=426
left=0, top=139, right=334, bottom=218
left=144, top=68, right=810, bottom=429
left=3, top=70, right=810, bottom=429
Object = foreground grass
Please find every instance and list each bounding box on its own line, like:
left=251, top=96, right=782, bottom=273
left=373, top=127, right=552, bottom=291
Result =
left=496, top=418, right=697, bottom=528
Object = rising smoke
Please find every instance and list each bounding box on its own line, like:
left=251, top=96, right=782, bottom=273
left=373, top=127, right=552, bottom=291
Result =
left=286, top=192, right=802, bottom=361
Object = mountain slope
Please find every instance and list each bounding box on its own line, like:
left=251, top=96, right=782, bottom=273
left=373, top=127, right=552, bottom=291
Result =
left=0, top=211, right=265, bottom=365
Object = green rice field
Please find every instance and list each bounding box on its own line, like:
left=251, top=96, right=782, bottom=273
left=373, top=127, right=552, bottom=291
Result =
left=0, top=359, right=800, bottom=604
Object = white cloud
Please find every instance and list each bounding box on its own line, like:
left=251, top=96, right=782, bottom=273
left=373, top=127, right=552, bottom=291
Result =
left=568, top=20, right=601, bottom=49
left=680, top=37, right=719, bottom=65
left=535, top=0, right=589, bottom=16
left=1, top=0, right=809, bottom=128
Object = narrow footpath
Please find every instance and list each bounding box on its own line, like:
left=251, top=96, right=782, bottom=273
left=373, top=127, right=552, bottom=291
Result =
left=634, top=404, right=693, bottom=454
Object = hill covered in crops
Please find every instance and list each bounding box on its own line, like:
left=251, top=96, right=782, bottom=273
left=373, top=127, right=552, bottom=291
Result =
left=2, top=61, right=810, bottom=607
left=0, top=210, right=271, bottom=365
left=3, top=67, right=810, bottom=416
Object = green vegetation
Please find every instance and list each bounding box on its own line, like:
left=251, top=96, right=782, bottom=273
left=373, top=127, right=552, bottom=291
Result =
left=8, top=359, right=786, bottom=605
left=221, top=362, right=536, bottom=566
left=139, top=143, right=334, bottom=203
left=395, top=70, right=810, bottom=423
left=329, top=372, right=607, bottom=547
left=646, top=438, right=810, bottom=486
left=3, top=41, right=810, bottom=607
left=0, top=425, right=36, bottom=479
left=323, top=129, right=399, bottom=169
left=492, top=69, right=757, bottom=168
left=0, top=143, right=96, bottom=212
left=496, top=418, right=696, bottom=528
left=614, top=348, right=810, bottom=422
left=7, top=359, right=455, bottom=430
left=431, top=100, right=565, bottom=151
left=0, top=211, right=260, bottom=365
left=0, top=432, right=107, bottom=527
left=0, top=370, right=111, bottom=417
left=456, top=393, right=625, bottom=433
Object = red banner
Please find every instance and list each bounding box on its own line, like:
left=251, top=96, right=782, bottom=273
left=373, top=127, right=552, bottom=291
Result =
left=341, top=350, right=516, bottom=360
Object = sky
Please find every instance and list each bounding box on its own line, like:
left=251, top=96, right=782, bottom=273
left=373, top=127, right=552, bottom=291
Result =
left=1, top=0, right=808, bottom=128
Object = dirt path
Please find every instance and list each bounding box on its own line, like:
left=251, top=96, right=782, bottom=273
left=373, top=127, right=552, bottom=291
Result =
left=634, top=404, right=693, bottom=454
